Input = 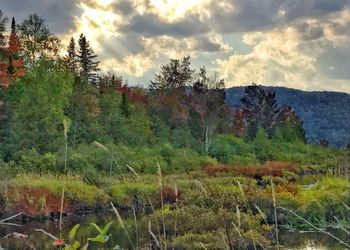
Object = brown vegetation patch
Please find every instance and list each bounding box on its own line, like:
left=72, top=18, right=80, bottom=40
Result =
left=234, top=161, right=300, bottom=179
left=202, top=164, right=230, bottom=176
left=6, top=187, right=69, bottom=216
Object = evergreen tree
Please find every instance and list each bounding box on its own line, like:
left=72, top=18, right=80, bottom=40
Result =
left=120, top=92, right=130, bottom=118
left=149, top=56, right=194, bottom=94
left=8, top=17, right=21, bottom=56
left=64, top=37, right=77, bottom=73
left=241, top=84, right=279, bottom=140
left=77, top=33, right=100, bottom=85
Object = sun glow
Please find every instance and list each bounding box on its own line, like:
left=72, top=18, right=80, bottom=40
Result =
left=149, top=0, right=209, bottom=21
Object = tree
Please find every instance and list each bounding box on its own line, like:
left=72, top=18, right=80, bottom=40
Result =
left=64, top=37, right=77, bottom=73
left=66, top=76, right=101, bottom=146
left=77, top=33, right=100, bottom=84
left=18, top=14, right=60, bottom=67
left=6, top=60, right=73, bottom=154
left=241, top=84, right=279, bottom=140
left=0, top=10, right=8, bottom=47
left=231, top=107, right=247, bottom=138
left=120, top=92, right=130, bottom=118
left=274, top=105, right=306, bottom=143
left=190, top=68, right=229, bottom=152
left=149, top=56, right=194, bottom=94
left=0, top=17, right=24, bottom=89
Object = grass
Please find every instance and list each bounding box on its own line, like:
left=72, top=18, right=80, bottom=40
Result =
left=7, top=173, right=109, bottom=207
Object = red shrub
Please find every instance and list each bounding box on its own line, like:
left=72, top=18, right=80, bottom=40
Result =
left=7, top=187, right=70, bottom=216
left=234, top=161, right=300, bottom=179
left=158, top=186, right=180, bottom=204
left=202, top=164, right=230, bottom=176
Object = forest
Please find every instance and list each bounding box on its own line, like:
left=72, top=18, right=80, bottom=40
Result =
left=0, top=10, right=349, bottom=250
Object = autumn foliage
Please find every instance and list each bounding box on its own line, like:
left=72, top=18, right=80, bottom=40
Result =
left=234, top=161, right=300, bottom=179
left=7, top=187, right=69, bottom=216
left=117, top=84, right=148, bottom=104
left=0, top=31, right=25, bottom=88
left=202, top=164, right=230, bottom=176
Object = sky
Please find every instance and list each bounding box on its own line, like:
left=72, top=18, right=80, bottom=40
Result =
left=1, top=0, right=350, bottom=92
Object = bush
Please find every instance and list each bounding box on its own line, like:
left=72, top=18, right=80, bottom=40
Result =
left=5, top=174, right=108, bottom=215
left=15, top=149, right=57, bottom=173
left=109, top=182, right=158, bottom=206
left=202, top=164, right=230, bottom=176
left=234, top=161, right=300, bottom=179
left=208, top=134, right=253, bottom=163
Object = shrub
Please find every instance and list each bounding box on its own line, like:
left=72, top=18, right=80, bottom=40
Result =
left=202, top=164, right=230, bottom=176
left=16, top=149, right=57, bottom=173
left=109, top=182, right=158, bottom=206
left=234, top=161, right=300, bottom=179
left=5, top=174, right=108, bottom=215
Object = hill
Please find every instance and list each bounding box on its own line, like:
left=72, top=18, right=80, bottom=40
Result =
left=225, top=86, right=350, bottom=148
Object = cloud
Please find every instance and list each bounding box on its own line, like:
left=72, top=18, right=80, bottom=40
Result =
left=121, top=13, right=209, bottom=37
left=216, top=8, right=350, bottom=93
left=0, top=0, right=81, bottom=34
left=1, top=0, right=350, bottom=92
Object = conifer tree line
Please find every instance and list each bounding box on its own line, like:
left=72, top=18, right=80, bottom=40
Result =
left=0, top=10, right=307, bottom=165
left=64, top=34, right=100, bottom=84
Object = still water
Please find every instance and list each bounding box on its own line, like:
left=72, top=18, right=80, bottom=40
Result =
left=0, top=212, right=346, bottom=250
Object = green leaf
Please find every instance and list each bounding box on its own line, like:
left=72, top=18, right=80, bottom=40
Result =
left=101, top=221, right=114, bottom=236
left=69, top=224, right=80, bottom=242
left=80, top=243, right=89, bottom=250
left=88, top=235, right=109, bottom=243
left=90, top=223, right=103, bottom=234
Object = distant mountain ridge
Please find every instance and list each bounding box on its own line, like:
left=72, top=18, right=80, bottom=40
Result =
left=225, top=86, right=350, bottom=148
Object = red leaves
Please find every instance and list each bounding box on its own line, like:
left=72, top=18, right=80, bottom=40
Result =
left=202, top=164, right=230, bottom=176
left=234, top=161, right=300, bottom=179
left=8, top=187, right=70, bottom=216
left=8, top=33, right=21, bottom=54
left=53, top=239, right=65, bottom=246
left=116, top=84, right=148, bottom=104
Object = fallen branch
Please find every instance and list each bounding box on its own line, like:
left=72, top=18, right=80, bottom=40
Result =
left=0, top=212, right=23, bottom=223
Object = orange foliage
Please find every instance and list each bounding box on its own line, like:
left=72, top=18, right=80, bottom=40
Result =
left=234, top=161, right=300, bottom=179
left=202, top=164, right=230, bottom=176
left=158, top=186, right=180, bottom=204
left=8, top=187, right=70, bottom=216
left=117, top=84, right=148, bottom=104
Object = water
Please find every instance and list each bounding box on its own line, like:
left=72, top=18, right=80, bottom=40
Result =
left=0, top=212, right=347, bottom=249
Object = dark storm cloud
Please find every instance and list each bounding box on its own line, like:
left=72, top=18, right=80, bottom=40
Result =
left=282, top=0, right=350, bottom=21
left=211, top=0, right=350, bottom=33
left=0, top=0, right=81, bottom=34
left=121, top=13, right=209, bottom=37
left=112, top=0, right=135, bottom=16
left=195, top=36, right=225, bottom=52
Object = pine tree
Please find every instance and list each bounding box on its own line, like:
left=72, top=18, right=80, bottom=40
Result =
left=64, top=37, right=77, bottom=73
left=241, top=84, right=279, bottom=140
left=150, top=56, right=194, bottom=94
left=120, top=92, right=130, bottom=118
left=8, top=17, right=21, bottom=56
left=77, top=33, right=100, bottom=85
left=11, top=17, right=15, bottom=34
